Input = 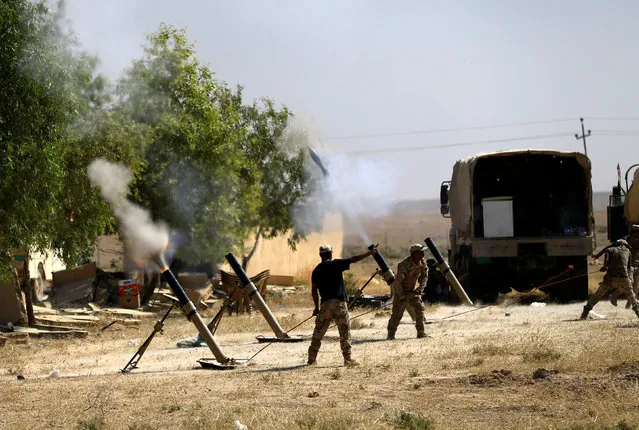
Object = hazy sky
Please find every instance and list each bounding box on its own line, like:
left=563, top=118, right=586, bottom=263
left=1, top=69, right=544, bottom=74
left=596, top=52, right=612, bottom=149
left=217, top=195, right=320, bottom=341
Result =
left=65, top=0, right=638, bottom=200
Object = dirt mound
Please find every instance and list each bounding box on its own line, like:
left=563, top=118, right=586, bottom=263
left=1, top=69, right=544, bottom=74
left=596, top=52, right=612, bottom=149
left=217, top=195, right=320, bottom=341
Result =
left=467, top=369, right=523, bottom=386
left=531, top=368, right=559, bottom=380
left=607, top=361, right=639, bottom=374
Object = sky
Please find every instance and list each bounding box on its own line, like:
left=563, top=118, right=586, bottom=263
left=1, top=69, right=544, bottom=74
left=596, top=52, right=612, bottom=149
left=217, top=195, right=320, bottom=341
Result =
left=64, top=0, right=639, bottom=200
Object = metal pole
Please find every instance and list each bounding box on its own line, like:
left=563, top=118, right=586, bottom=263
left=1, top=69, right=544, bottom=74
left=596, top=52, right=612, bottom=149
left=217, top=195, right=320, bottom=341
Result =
left=424, top=237, right=473, bottom=306
left=154, top=256, right=231, bottom=364
left=225, top=253, right=288, bottom=338
left=575, top=117, right=591, bottom=157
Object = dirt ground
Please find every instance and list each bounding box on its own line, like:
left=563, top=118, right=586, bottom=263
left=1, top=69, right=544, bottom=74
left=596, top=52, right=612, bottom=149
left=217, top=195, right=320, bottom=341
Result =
left=3, top=270, right=639, bottom=430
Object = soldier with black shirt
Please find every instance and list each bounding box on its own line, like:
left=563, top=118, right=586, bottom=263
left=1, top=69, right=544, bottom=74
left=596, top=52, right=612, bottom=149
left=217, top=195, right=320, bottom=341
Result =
left=307, top=244, right=377, bottom=367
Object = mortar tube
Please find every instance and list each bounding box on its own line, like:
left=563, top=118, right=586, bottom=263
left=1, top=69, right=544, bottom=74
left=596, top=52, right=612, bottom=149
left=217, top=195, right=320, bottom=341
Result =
left=156, top=260, right=231, bottom=364
left=225, top=253, right=288, bottom=338
left=368, top=244, right=396, bottom=286
left=424, top=237, right=474, bottom=306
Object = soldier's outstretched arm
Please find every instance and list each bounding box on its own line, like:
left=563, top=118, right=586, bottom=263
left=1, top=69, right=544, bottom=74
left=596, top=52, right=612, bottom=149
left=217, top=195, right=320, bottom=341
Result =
left=592, top=245, right=613, bottom=260
left=349, top=245, right=377, bottom=264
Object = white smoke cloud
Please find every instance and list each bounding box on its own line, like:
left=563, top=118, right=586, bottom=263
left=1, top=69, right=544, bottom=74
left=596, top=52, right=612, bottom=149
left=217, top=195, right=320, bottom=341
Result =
left=88, top=158, right=169, bottom=264
left=288, top=119, right=399, bottom=245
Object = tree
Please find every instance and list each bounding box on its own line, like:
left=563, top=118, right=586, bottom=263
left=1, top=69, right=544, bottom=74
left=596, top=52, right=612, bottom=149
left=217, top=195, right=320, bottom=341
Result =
left=238, top=100, right=306, bottom=269
left=116, top=25, right=307, bottom=270
left=0, top=0, right=139, bottom=279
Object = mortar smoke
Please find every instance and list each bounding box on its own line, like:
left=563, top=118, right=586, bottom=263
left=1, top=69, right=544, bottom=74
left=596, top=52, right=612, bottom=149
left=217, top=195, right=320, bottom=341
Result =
left=291, top=128, right=398, bottom=246
left=321, top=153, right=396, bottom=244
left=88, top=158, right=169, bottom=264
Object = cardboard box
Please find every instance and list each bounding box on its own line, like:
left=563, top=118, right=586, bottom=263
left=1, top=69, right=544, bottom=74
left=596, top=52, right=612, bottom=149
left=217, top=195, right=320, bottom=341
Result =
left=50, top=263, right=97, bottom=306
left=118, top=294, right=140, bottom=309
left=118, top=279, right=140, bottom=309
left=118, top=280, right=139, bottom=296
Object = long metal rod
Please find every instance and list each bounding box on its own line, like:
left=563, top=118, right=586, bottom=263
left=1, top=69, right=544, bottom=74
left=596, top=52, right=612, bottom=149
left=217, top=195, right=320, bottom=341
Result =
left=225, top=253, right=288, bottom=338
left=248, top=314, right=315, bottom=362
left=424, top=237, right=473, bottom=306
left=121, top=302, right=174, bottom=373
left=348, top=270, right=379, bottom=310
left=155, top=257, right=232, bottom=364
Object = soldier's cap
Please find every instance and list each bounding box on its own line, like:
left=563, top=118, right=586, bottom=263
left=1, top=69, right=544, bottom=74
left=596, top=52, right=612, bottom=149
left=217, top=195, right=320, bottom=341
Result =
left=632, top=224, right=639, bottom=232
left=615, top=238, right=631, bottom=248
left=410, top=244, right=426, bottom=254
left=319, top=244, right=332, bottom=254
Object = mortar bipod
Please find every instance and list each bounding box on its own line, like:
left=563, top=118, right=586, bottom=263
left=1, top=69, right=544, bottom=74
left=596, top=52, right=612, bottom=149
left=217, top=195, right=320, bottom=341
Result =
left=347, top=269, right=380, bottom=310
left=121, top=302, right=175, bottom=373
left=225, top=253, right=305, bottom=343
left=153, top=256, right=245, bottom=369
left=177, top=285, right=239, bottom=348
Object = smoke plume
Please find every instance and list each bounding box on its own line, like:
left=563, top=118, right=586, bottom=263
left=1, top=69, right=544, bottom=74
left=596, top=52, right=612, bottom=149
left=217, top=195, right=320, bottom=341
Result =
left=88, top=158, right=169, bottom=264
left=288, top=120, right=398, bottom=245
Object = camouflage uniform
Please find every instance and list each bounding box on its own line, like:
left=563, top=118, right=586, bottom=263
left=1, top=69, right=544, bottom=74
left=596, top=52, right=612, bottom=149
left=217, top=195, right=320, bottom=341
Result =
left=626, top=233, right=639, bottom=294
left=582, top=243, right=639, bottom=320
left=308, top=299, right=352, bottom=363
left=387, top=255, right=428, bottom=338
left=609, top=232, right=639, bottom=307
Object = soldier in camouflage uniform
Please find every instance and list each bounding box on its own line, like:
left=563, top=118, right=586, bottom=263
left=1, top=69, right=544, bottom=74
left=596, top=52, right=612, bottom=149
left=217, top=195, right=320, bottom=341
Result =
left=387, top=244, right=429, bottom=339
left=626, top=225, right=639, bottom=297
left=581, top=239, right=639, bottom=320
left=608, top=224, right=639, bottom=308
left=307, top=244, right=377, bottom=367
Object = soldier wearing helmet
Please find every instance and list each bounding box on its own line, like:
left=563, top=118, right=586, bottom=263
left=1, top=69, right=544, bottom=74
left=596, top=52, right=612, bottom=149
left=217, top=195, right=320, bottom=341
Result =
left=581, top=238, right=639, bottom=320
left=387, top=244, right=429, bottom=339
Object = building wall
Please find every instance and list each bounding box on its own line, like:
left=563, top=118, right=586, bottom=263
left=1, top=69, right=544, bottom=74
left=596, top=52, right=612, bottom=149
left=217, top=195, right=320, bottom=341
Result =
left=28, top=214, right=344, bottom=281
left=240, top=214, right=344, bottom=279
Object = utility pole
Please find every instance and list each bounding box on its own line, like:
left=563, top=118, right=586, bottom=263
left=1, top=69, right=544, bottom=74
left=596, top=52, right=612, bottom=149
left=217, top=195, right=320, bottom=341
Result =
left=574, top=117, right=591, bottom=157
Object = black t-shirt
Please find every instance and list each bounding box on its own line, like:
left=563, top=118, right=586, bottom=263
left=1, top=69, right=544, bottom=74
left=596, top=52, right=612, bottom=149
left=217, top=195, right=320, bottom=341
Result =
left=311, top=258, right=351, bottom=303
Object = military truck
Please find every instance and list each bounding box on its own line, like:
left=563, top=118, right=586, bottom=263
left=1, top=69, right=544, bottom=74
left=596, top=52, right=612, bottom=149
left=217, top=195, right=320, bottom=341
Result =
left=440, top=150, right=595, bottom=302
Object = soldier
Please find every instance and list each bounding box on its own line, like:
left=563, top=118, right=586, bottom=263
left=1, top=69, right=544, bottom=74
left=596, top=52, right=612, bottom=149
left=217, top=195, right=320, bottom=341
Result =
left=387, top=244, right=429, bottom=339
left=581, top=239, right=639, bottom=320
left=608, top=224, right=639, bottom=308
left=626, top=225, right=639, bottom=296
left=423, top=258, right=449, bottom=304
left=307, top=244, right=377, bottom=367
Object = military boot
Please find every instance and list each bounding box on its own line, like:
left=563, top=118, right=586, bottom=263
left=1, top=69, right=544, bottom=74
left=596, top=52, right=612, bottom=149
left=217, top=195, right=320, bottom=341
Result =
left=579, top=306, right=591, bottom=320
left=307, top=350, right=317, bottom=365
left=387, top=331, right=396, bottom=340
left=416, top=332, right=428, bottom=339
left=344, top=358, right=360, bottom=367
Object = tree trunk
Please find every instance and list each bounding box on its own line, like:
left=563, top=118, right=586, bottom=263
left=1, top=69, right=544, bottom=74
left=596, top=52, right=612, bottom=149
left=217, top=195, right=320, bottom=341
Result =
left=11, top=267, right=28, bottom=326
left=141, top=271, right=160, bottom=306
left=241, top=226, right=263, bottom=271
left=22, top=252, right=35, bottom=326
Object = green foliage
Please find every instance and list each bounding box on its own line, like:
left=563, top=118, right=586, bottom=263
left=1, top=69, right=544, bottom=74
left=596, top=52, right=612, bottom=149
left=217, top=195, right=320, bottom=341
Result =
left=0, top=6, right=306, bottom=278
left=0, top=0, right=127, bottom=277
left=117, top=24, right=306, bottom=267
left=390, top=410, right=435, bottom=430
left=329, top=368, right=342, bottom=380
left=75, top=415, right=105, bottom=430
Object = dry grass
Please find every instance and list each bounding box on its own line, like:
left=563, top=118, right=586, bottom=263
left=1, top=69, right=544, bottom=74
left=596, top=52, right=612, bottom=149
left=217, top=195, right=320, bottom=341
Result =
left=2, top=211, right=635, bottom=430
left=4, top=298, right=639, bottom=429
